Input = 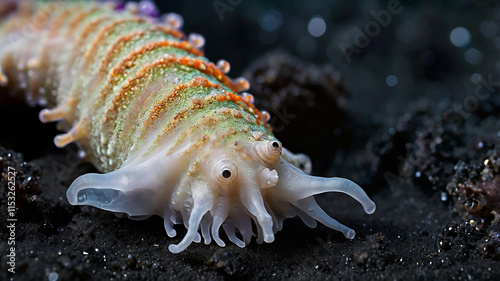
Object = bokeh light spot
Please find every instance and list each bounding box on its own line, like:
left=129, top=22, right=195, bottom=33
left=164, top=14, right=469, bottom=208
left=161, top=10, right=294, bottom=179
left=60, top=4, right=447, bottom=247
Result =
left=308, top=16, right=326, bottom=37
left=450, top=27, right=471, bottom=47
left=260, top=10, right=283, bottom=32
left=464, top=48, right=483, bottom=64
left=386, top=75, right=398, bottom=87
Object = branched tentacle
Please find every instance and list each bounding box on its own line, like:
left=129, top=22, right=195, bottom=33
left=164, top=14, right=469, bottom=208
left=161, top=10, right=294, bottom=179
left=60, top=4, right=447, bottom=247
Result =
left=294, top=197, right=356, bottom=239
left=274, top=158, right=376, bottom=214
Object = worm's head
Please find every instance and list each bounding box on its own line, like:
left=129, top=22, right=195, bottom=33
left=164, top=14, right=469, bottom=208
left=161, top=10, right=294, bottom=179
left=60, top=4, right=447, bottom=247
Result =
left=66, top=132, right=375, bottom=253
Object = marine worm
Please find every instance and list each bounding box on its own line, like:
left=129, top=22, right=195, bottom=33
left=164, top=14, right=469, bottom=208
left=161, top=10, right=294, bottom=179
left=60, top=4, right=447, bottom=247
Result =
left=0, top=1, right=376, bottom=253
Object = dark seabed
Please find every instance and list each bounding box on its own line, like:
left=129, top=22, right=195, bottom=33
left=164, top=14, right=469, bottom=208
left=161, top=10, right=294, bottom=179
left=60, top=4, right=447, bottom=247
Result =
left=1, top=0, right=500, bottom=280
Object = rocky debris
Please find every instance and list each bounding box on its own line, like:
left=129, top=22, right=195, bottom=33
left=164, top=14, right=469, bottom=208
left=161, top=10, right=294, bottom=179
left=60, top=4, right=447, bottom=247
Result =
left=447, top=149, right=500, bottom=228
left=0, top=145, right=41, bottom=209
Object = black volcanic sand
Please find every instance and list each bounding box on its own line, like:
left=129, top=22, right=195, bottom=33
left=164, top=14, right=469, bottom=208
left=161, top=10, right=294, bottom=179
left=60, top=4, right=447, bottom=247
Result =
left=2, top=0, right=500, bottom=280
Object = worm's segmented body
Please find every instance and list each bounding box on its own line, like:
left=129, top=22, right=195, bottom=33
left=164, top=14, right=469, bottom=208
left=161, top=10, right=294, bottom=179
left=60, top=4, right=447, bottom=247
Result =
left=0, top=1, right=376, bottom=253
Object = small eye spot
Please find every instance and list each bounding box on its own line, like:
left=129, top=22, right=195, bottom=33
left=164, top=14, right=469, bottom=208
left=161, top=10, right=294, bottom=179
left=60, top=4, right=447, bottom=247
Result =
left=272, top=141, right=280, bottom=149
left=222, top=169, right=232, bottom=179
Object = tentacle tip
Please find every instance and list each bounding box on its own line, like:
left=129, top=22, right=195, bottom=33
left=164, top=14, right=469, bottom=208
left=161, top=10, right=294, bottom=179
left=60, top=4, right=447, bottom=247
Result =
left=0, top=76, right=8, bottom=87
left=364, top=201, right=376, bottom=214
left=66, top=189, right=77, bottom=206
left=163, top=12, right=184, bottom=29
left=125, top=2, right=139, bottom=14
left=264, top=234, right=275, bottom=243
left=216, top=59, right=230, bottom=74
left=234, top=78, right=250, bottom=92
left=194, top=232, right=202, bottom=243
left=168, top=244, right=183, bottom=254
left=204, top=238, right=212, bottom=245
left=260, top=110, right=271, bottom=122
left=54, top=134, right=72, bottom=148
left=188, top=33, right=205, bottom=49
left=214, top=240, right=226, bottom=247
left=164, top=225, right=177, bottom=238
left=38, top=109, right=49, bottom=123
left=345, top=229, right=356, bottom=240
left=0, top=68, right=8, bottom=86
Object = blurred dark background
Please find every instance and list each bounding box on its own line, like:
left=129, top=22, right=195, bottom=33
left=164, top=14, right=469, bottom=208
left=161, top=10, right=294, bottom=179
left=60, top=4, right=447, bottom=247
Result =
left=154, top=0, right=500, bottom=122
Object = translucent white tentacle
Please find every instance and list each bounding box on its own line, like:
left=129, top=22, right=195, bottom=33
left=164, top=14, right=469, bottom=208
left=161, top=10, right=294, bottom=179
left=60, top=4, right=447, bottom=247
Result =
left=193, top=232, right=202, bottom=243
left=275, top=158, right=376, bottom=214
left=163, top=217, right=177, bottom=238
left=211, top=199, right=229, bottom=247
left=222, top=223, right=245, bottom=248
left=232, top=209, right=253, bottom=245
left=297, top=211, right=318, bottom=229
left=239, top=184, right=275, bottom=243
left=200, top=217, right=212, bottom=245
left=264, top=201, right=280, bottom=233
left=294, top=197, right=356, bottom=239
left=168, top=183, right=213, bottom=253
